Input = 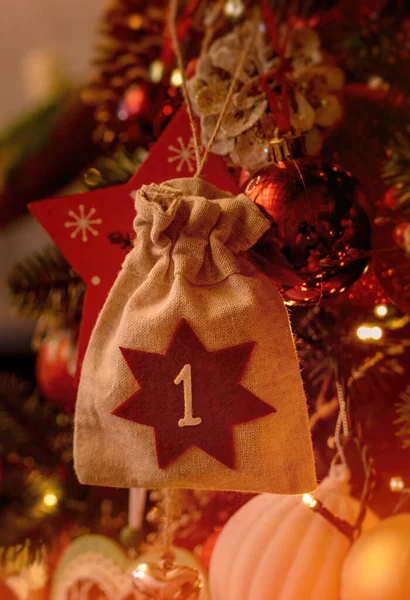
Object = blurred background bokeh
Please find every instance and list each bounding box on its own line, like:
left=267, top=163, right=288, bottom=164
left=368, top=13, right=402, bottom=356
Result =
left=0, top=0, right=101, bottom=355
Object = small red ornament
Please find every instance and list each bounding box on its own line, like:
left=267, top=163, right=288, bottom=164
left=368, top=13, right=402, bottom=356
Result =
left=199, top=530, right=221, bottom=571
left=36, top=331, right=78, bottom=412
left=113, top=319, right=276, bottom=470
left=242, top=136, right=371, bottom=305
left=383, top=187, right=400, bottom=210
left=117, top=82, right=151, bottom=121
left=393, top=222, right=410, bottom=251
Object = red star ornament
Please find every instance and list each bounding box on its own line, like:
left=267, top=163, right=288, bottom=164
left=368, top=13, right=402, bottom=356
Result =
left=113, top=319, right=276, bottom=469
left=28, top=108, right=237, bottom=379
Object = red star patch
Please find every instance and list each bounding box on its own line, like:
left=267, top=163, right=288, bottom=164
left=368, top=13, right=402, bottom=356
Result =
left=112, top=320, right=276, bottom=469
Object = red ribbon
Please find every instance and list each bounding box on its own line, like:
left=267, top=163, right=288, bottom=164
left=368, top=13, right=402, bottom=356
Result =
left=261, top=0, right=292, bottom=132
left=261, top=76, right=289, bottom=132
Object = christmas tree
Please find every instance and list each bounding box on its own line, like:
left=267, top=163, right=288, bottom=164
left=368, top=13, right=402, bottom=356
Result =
left=2, top=0, right=410, bottom=598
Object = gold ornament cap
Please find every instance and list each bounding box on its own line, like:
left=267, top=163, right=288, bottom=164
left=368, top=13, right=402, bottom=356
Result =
left=269, top=134, right=307, bottom=164
left=132, top=550, right=204, bottom=599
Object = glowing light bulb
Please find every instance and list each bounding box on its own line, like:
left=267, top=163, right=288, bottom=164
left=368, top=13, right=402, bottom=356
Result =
left=43, top=492, right=58, bottom=507
left=149, top=60, right=164, bottom=84
left=224, top=0, right=245, bottom=18
left=368, top=75, right=385, bottom=90
left=128, top=14, right=144, bottom=30
left=118, top=85, right=147, bottom=121
left=357, top=325, right=371, bottom=340
left=302, top=493, right=317, bottom=508
left=132, top=563, right=148, bottom=582
left=390, top=476, right=405, bottom=492
left=356, top=325, right=383, bottom=341
left=170, top=69, right=183, bottom=87
left=375, top=304, right=388, bottom=318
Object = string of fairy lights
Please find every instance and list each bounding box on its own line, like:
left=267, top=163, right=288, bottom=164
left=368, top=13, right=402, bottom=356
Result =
left=298, top=326, right=399, bottom=538
left=299, top=314, right=410, bottom=535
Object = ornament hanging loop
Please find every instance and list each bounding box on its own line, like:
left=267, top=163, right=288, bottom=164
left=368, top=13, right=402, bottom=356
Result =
left=331, top=378, right=350, bottom=468
left=168, top=0, right=201, bottom=170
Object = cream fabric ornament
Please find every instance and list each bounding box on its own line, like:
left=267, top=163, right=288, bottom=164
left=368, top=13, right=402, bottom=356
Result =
left=209, top=465, right=379, bottom=600
left=74, top=178, right=316, bottom=493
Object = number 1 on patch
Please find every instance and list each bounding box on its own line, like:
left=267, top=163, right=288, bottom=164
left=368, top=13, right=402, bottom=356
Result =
left=174, top=364, right=202, bottom=428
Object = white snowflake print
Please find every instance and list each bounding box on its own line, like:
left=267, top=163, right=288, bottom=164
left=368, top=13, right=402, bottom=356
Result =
left=64, top=205, right=102, bottom=242
left=168, top=136, right=196, bottom=173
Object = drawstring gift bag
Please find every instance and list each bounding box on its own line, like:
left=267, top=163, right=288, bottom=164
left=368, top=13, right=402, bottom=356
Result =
left=74, top=12, right=316, bottom=494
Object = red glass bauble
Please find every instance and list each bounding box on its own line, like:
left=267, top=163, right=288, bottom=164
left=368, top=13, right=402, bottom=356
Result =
left=242, top=157, right=371, bottom=305
left=36, top=331, right=78, bottom=412
left=117, top=82, right=151, bottom=121
left=393, top=222, right=410, bottom=251
left=383, top=187, right=400, bottom=210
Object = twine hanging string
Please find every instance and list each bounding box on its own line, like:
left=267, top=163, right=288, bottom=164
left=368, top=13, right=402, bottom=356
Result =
left=168, top=0, right=259, bottom=178
left=162, top=0, right=199, bottom=68
left=200, top=0, right=224, bottom=59
left=168, top=0, right=202, bottom=170
left=306, top=371, right=375, bottom=541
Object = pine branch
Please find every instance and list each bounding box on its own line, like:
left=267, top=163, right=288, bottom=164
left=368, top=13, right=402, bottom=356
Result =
left=0, top=538, right=46, bottom=570
left=0, top=374, right=72, bottom=468
left=83, top=145, right=146, bottom=190
left=7, top=246, right=85, bottom=322
left=317, top=1, right=410, bottom=96
left=395, top=385, right=410, bottom=448
left=0, top=374, right=77, bottom=556
left=339, top=17, right=406, bottom=82
left=0, top=92, right=99, bottom=228
left=0, top=374, right=114, bottom=561
left=382, top=127, right=410, bottom=210
left=0, top=95, right=68, bottom=185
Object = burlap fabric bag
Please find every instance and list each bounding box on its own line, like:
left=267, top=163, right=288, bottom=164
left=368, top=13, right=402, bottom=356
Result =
left=74, top=178, right=316, bottom=493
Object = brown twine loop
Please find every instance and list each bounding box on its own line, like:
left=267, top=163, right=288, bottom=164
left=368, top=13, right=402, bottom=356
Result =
left=168, top=0, right=259, bottom=178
